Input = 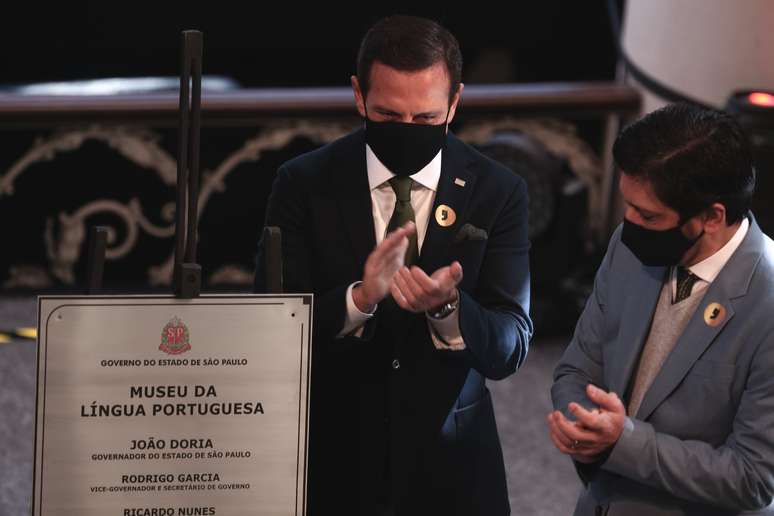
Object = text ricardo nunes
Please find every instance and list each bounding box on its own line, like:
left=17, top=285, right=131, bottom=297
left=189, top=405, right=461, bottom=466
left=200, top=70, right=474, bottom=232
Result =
left=123, top=507, right=215, bottom=515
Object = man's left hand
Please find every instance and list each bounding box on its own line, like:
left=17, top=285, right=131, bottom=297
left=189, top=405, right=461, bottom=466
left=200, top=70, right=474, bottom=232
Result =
left=390, top=262, right=463, bottom=313
left=547, top=384, right=626, bottom=463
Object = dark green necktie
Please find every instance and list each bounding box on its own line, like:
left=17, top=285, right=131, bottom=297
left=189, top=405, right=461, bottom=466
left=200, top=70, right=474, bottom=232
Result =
left=386, top=176, right=418, bottom=266
left=674, top=266, right=700, bottom=304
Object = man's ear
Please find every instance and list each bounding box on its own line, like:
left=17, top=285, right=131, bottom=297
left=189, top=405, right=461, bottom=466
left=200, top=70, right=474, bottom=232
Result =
left=703, top=202, right=728, bottom=233
left=446, top=83, right=464, bottom=125
left=351, top=75, right=366, bottom=118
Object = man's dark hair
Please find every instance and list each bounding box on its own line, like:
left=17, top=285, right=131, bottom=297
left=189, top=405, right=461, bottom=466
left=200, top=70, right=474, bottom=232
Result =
left=613, top=102, right=755, bottom=225
left=356, top=15, right=462, bottom=105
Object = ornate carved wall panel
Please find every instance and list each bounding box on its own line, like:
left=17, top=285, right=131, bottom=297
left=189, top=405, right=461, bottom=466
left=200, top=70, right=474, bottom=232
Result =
left=0, top=84, right=639, bottom=293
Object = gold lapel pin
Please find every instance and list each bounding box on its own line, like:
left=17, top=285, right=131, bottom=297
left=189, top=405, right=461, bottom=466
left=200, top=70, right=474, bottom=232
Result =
left=435, top=204, right=456, bottom=227
left=454, top=178, right=466, bottom=187
left=703, top=302, right=726, bottom=327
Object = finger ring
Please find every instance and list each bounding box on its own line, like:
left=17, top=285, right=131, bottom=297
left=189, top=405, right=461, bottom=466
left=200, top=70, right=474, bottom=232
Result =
left=572, top=440, right=580, bottom=449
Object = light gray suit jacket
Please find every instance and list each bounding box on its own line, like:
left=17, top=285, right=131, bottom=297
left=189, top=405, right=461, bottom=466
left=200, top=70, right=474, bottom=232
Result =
left=552, top=216, right=774, bottom=516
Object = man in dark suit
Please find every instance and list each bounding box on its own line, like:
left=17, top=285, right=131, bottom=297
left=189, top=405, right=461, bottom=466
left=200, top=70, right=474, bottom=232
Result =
left=255, top=15, right=532, bottom=515
left=549, top=103, right=774, bottom=515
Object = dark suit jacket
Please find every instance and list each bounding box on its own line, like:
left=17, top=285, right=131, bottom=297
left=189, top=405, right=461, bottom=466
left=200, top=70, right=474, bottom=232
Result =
left=552, top=218, right=774, bottom=515
left=255, top=129, right=532, bottom=516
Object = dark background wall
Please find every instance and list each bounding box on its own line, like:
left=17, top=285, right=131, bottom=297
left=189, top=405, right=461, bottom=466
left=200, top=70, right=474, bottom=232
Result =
left=0, top=2, right=622, bottom=303
left=1, top=3, right=618, bottom=88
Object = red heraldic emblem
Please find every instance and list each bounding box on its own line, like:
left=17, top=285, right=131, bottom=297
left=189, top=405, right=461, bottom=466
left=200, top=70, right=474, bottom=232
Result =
left=159, top=316, right=191, bottom=355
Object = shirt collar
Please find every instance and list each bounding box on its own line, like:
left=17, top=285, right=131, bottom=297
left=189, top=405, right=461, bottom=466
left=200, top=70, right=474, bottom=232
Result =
left=365, top=144, right=442, bottom=192
left=687, top=217, right=749, bottom=283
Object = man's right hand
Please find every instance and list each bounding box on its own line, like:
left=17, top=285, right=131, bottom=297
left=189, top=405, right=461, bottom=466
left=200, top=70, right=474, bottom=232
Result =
left=352, top=222, right=415, bottom=313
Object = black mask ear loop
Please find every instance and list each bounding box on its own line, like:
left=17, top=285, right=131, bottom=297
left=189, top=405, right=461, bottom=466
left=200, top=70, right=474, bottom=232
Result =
left=678, top=210, right=706, bottom=246
left=363, top=99, right=370, bottom=123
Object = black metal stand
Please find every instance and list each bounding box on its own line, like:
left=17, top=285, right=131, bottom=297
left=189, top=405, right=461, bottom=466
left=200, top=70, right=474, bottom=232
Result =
left=85, top=226, right=108, bottom=294
left=80, top=29, right=283, bottom=297
left=173, top=30, right=203, bottom=299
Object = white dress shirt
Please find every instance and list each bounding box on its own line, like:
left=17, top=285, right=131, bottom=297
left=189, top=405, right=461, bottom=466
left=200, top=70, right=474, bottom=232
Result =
left=670, top=217, right=749, bottom=301
left=337, top=145, right=465, bottom=350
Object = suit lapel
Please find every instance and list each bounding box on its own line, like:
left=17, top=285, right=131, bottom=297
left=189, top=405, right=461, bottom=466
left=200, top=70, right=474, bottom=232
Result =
left=332, top=129, right=376, bottom=272
left=636, top=216, right=763, bottom=421
left=609, top=264, right=666, bottom=397
left=418, top=134, right=477, bottom=274
left=635, top=291, right=735, bottom=420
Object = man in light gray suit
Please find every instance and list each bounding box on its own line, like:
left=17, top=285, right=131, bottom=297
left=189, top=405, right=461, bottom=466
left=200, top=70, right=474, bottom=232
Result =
left=549, top=103, right=774, bottom=515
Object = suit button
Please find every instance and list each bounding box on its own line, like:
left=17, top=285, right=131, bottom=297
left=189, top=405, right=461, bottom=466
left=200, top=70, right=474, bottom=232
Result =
left=392, top=359, right=400, bottom=370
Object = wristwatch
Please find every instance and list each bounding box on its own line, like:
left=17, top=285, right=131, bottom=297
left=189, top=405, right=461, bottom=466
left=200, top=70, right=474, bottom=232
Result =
left=427, top=291, right=459, bottom=320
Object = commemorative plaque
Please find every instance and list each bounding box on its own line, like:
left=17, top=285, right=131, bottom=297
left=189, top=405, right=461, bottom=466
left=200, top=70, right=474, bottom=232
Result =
left=34, top=295, right=312, bottom=516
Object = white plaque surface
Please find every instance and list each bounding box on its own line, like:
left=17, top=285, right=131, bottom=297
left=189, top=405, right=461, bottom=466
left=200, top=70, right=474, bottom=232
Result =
left=34, top=295, right=312, bottom=516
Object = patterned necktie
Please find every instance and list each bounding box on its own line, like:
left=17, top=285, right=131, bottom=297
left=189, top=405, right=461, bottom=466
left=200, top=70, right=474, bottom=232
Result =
left=674, top=266, right=700, bottom=304
left=386, top=176, right=418, bottom=266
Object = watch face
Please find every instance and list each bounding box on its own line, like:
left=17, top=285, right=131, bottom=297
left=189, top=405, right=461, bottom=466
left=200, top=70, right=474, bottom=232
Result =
left=431, top=303, right=453, bottom=319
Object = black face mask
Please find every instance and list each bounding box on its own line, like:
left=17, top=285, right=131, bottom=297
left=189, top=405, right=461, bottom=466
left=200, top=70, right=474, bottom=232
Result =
left=621, top=218, right=704, bottom=267
left=364, top=109, right=449, bottom=177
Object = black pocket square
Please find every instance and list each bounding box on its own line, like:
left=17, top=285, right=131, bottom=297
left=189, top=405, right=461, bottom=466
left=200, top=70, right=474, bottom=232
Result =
left=454, top=223, right=488, bottom=244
